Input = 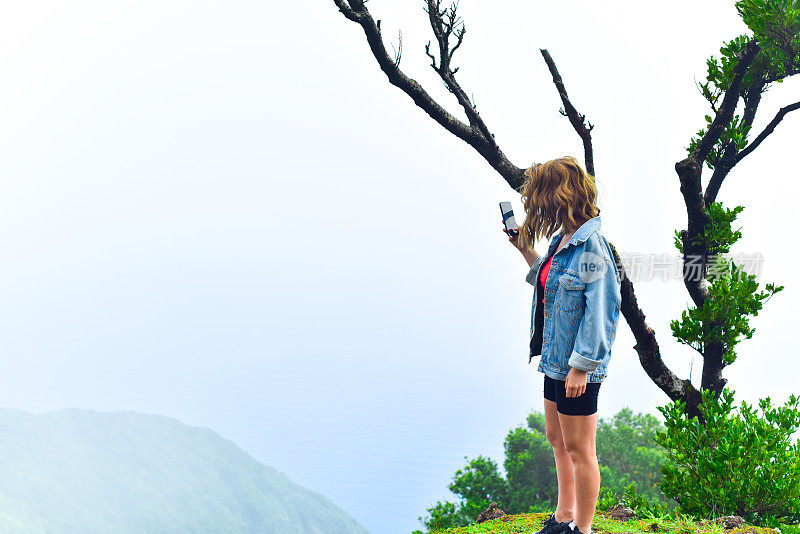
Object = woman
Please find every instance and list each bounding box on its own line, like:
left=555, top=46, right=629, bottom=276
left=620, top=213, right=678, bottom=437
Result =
left=506, top=156, right=621, bottom=534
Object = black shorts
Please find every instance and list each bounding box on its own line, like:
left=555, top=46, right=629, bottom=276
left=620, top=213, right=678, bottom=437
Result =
left=543, top=375, right=601, bottom=415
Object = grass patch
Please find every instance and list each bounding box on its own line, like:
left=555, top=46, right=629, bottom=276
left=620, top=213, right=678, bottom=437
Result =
left=432, top=511, right=783, bottom=534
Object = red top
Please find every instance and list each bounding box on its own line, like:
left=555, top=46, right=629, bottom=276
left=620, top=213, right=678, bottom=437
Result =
left=539, top=255, right=553, bottom=303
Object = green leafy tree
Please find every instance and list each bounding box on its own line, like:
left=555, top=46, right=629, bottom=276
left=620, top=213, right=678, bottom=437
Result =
left=415, top=408, right=667, bottom=531
left=655, top=388, right=800, bottom=524
left=414, top=413, right=554, bottom=532
left=504, top=413, right=559, bottom=512
left=665, top=0, right=796, bottom=416
left=448, top=455, right=510, bottom=520
left=596, top=408, right=666, bottom=504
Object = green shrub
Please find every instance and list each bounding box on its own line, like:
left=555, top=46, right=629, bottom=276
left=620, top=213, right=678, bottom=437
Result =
left=414, top=500, right=467, bottom=533
left=597, top=484, right=675, bottom=519
left=655, top=388, right=800, bottom=524
left=596, top=488, right=617, bottom=511
left=620, top=483, right=675, bottom=519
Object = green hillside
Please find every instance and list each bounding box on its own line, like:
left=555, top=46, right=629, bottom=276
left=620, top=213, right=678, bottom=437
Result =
left=0, top=408, right=369, bottom=534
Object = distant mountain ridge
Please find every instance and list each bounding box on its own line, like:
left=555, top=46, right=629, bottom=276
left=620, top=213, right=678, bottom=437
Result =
left=0, top=408, right=369, bottom=534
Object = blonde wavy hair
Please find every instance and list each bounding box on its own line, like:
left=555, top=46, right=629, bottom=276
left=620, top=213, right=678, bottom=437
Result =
left=517, top=156, right=600, bottom=251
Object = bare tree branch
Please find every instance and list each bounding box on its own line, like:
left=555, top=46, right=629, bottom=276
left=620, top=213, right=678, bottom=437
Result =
left=423, top=0, right=496, bottom=146
left=334, top=0, right=699, bottom=412
left=692, top=40, right=761, bottom=164
left=391, top=30, right=403, bottom=68
left=539, top=50, right=689, bottom=408
left=539, top=49, right=595, bottom=176
left=332, top=0, right=526, bottom=188
left=734, top=100, right=800, bottom=164
left=609, top=244, right=703, bottom=416
left=333, top=0, right=362, bottom=22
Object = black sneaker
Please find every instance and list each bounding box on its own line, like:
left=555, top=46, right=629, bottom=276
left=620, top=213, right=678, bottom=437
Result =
left=535, top=513, right=573, bottom=534
left=572, top=525, right=592, bottom=534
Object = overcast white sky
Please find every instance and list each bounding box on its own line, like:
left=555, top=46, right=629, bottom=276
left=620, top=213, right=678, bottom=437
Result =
left=1, top=1, right=798, bottom=533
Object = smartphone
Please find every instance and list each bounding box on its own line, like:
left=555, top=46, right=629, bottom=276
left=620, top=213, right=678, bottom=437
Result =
left=499, top=201, right=519, bottom=237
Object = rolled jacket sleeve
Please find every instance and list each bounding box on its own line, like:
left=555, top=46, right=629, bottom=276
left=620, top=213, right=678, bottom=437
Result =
left=525, top=254, right=547, bottom=286
left=567, top=246, right=622, bottom=372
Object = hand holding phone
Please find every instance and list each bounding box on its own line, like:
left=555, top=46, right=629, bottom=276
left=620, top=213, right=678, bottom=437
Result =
left=499, top=201, right=519, bottom=238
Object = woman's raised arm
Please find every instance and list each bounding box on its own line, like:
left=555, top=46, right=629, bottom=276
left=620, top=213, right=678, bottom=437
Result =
left=504, top=224, right=540, bottom=268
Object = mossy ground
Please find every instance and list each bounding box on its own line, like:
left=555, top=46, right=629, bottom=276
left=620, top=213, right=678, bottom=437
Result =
left=433, top=511, right=781, bottom=534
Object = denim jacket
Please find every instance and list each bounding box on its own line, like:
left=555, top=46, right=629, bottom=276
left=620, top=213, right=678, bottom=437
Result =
left=525, top=215, right=621, bottom=383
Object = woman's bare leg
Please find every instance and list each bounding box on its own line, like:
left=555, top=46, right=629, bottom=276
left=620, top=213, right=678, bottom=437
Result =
left=558, top=412, right=599, bottom=533
left=544, top=399, right=576, bottom=522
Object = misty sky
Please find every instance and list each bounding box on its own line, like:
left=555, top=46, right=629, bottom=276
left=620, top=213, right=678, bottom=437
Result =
left=1, top=2, right=798, bottom=533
